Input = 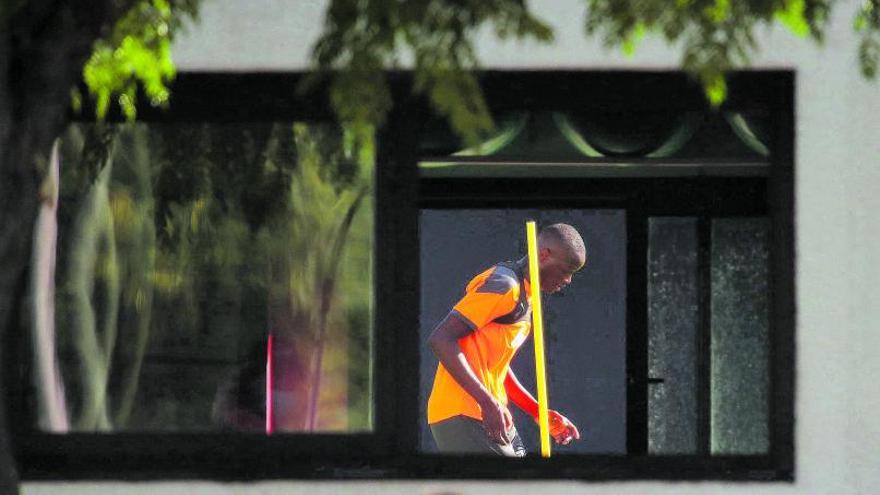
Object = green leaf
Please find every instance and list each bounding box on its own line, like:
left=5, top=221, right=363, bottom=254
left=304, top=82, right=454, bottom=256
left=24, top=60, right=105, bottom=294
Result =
left=855, top=13, right=867, bottom=32
left=706, top=74, right=728, bottom=107
left=96, top=89, right=110, bottom=120
left=119, top=87, right=137, bottom=120
left=79, top=0, right=195, bottom=120
left=860, top=37, right=879, bottom=78
left=153, top=0, right=171, bottom=17
left=776, top=0, right=810, bottom=38
left=314, top=0, right=551, bottom=146
left=704, top=0, right=731, bottom=24
left=622, top=22, right=645, bottom=57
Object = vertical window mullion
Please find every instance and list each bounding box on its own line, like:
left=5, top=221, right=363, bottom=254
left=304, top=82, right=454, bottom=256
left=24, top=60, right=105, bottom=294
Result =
left=626, top=206, right=648, bottom=455
left=376, top=98, right=423, bottom=454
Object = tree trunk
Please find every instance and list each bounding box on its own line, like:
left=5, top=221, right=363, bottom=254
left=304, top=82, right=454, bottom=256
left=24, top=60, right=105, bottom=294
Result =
left=30, top=139, right=70, bottom=432
left=69, top=154, right=118, bottom=431
left=306, top=187, right=368, bottom=430
left=0, top=1, right=136, bottom=490
left=113, top=125, right=156, bottom=428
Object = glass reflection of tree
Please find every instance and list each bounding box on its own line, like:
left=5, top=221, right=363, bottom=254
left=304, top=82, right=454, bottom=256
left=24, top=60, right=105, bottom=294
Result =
left=258, top=124, right=371, bottom=432
left=36, top=122, right=372, bottom=432
left=32, top=124, right=157, bottom=432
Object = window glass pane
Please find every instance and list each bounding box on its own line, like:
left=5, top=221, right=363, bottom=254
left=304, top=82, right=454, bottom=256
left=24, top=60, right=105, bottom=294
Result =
left=418, top=209, right=627, bottom=454
left=710, top=217, right=769, bottom=454
left=31, top=122, right=373, bottom=433
left=647, top=217, right=699, bottom=454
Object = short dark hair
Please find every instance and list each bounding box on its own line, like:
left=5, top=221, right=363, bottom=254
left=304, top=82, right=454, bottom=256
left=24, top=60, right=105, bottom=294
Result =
left=539, top=223, right=586, bottom=265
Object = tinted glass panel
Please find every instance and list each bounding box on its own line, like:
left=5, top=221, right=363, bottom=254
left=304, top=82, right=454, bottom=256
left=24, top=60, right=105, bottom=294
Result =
left=648, top=217, right=699, bottom=454
left=710, top=217, right=770, bottom=454
left=31, top=122, right=373, bottom=433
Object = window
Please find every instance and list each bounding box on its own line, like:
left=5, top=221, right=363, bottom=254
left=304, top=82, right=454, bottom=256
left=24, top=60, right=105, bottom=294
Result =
left=414, top=72, right=794, bottom=479
left=10, top=71, right=794, bottom=480
left=32, top=121, right=372, bottom=434
left=419, top=208, right=627, bottom=455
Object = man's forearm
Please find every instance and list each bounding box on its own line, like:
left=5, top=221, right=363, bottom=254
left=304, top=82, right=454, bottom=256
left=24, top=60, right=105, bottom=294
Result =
left=504, top=370, right=539, bottom=418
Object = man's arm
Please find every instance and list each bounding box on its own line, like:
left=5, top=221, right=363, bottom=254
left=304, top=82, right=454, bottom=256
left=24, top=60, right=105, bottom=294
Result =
left=504, top=369, right=581, bottom=445
left=428, top=312, right=513, bottom=444
left=504, top=368, right=539, bottom=418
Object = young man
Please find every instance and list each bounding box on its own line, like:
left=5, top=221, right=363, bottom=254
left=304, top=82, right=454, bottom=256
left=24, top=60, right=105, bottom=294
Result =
left=426, top=223, right=586, bottom=456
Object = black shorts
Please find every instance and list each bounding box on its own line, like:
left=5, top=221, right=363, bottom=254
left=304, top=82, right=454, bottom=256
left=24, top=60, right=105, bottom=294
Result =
left=430, top=415, right=526, bottom=457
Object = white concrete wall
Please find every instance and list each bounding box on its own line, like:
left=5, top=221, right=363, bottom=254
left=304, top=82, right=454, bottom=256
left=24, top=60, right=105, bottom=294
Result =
left=24, top=0, right=880, bottom=493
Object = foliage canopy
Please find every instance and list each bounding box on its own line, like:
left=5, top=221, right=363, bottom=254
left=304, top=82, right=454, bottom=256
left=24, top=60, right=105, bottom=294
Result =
left=312, top=0, right=879, bottom=143
left=79, top=0, right=200, bottom=120
left=77, top=0, right=880, bottom=146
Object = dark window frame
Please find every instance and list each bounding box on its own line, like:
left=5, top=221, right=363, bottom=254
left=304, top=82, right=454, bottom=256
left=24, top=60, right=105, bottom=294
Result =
left=8, top=71, right=795, bottom=481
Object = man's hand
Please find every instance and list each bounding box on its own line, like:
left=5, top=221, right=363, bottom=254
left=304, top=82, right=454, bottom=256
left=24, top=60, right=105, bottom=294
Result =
left=547, top=409, right=580, bottom=445
left=480, top=397, right=514, bottom=445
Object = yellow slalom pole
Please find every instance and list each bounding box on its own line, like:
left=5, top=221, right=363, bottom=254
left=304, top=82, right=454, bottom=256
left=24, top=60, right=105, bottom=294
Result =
left=526, top=220, right=552, bottom=458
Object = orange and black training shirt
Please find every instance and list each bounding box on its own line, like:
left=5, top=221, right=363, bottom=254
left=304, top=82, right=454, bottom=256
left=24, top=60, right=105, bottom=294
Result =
left=427, top=261, right=533, bottom=425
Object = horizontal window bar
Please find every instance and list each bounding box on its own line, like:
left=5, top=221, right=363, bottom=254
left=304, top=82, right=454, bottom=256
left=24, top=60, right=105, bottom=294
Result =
left=419, top=160, right=769, bottom=179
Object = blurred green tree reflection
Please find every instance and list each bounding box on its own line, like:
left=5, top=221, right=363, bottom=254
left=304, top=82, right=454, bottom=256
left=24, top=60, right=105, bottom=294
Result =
left=40, top=122, right=373, bottom=432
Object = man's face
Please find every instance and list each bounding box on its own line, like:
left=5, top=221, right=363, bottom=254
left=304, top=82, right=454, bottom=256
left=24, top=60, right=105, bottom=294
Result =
left=539, top=248, right=585, bottom=293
